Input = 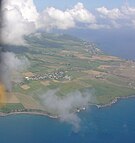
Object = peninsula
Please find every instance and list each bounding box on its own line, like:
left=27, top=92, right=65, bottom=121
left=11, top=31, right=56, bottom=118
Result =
left=1, top=33, right=135, bottom=116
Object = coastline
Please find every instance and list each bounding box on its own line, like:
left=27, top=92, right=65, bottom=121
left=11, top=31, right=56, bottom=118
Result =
left=0, top=110, right=58, bottom=118
left=95, top=94, right=135, bottom=108
left=0, top=95, right=135, bottom=118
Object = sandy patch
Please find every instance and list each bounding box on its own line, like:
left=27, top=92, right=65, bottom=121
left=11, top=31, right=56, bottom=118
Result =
left=21, top=85, right=30, bottom=90
left=53, top=80, right=60, bottom=83
left=23, top=72, right=34, bottom=77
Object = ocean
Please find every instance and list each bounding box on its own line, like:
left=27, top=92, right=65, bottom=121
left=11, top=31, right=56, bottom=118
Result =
left=0, top=98, right=135, bottom=143
left=60, top=28, right=135, bottom=60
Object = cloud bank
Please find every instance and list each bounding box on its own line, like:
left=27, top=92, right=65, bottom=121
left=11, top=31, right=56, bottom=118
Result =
left=1, top=0, right=39, bottom=45
left=96, top=5, right=135, bottom=28
left=1, top=1, right=96, bottom=45
left=40, top=89, right=93, bottom=131
left=1, top=0, right=135, bottom=45
left=39, top=2, right=96, bottom=31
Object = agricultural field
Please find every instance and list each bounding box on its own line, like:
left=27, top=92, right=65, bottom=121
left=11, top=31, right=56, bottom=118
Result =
left=1, top=33, right=135, bottom=114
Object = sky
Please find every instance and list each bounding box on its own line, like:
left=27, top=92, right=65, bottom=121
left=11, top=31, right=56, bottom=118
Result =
left=33, top=0, right=135, bottom=11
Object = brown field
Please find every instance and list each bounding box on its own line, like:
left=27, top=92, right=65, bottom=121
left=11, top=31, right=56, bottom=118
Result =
left=61, top=50, right=71, bottom=54
left=60, top=50, right=90, bottom=60
left=91, top=55, right=121, bottom=61
left=0, top=84, right=6, bottom=105
left=114, top=67, right=135, bottom=79
left=15, top=93, right=42, bottom=109
left=6, top=93, right=20, bottom=103
left=83, top=70, right=102, bottom=76
left=98, top=65, right=112, bottom=69
left=21, top=85, right=30, bottom=90
left=73, top=52, right=90, bottom=60
left=23, top=72, right=34, bottom=77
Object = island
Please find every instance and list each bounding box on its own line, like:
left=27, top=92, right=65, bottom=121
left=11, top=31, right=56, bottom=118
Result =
left=1, top=33, right=135, bottom=117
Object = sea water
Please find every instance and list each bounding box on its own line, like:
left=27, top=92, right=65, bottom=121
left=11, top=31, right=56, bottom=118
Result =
left=0, top=98, right=135, bottom=143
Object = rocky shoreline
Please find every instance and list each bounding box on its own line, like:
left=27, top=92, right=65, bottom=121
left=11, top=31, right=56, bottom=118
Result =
left=0, top=95, right=135, bottom=118
left=96, top=95, right=135, bottom=108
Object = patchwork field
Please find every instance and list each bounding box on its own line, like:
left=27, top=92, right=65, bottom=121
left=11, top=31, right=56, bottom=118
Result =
left=1, top=33, right=135, bottom=114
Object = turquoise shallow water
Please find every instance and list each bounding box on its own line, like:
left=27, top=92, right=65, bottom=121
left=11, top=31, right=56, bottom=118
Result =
left=0, top=98, right=135, bottom=143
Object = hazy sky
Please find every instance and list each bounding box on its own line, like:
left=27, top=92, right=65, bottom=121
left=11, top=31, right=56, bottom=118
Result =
left=33, top=0, right=135, bottom=11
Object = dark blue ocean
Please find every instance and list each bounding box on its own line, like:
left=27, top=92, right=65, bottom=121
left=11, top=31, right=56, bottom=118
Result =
left=0, top=98, right=135, bottom=143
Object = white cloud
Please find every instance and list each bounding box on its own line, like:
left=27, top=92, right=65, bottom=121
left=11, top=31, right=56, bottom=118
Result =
left=96, top=5, right=135, bottom=29
left=3, top=0, right=39, bottom=22
left=97, top=6, right=135, bottom=20
left=121, top=6, right=135, bottom=16
left=0, top=51, right=29, bottom=91
left=1, top=0, right=39, bottom=45
left=1, top=1, right=96, bottom=45
left=96, top=6, right=123, bottom=20
left=40, top=89, right=93, bottom=131
left=39, top=2, right=96, bottom=30
left=39, top=7, right=75, bottom=30
left=68, top=2, right=96, bottom=24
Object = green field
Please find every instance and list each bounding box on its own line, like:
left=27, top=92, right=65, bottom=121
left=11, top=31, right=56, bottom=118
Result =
left=0, top=103, right=25, bottom=113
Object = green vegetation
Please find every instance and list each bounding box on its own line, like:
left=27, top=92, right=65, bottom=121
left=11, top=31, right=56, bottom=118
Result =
left=83, top=79, right=135, bottom=104
left=1, top=33, right=135, bottom=114
left=0, top=103, right=25, bottom=113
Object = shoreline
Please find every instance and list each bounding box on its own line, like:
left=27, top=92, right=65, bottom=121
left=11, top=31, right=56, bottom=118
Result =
left=0, top=110, right=58, bottom=118
left=0, top=95, right=135, bottom=118
left=95, top=94, right=135, bottom=108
